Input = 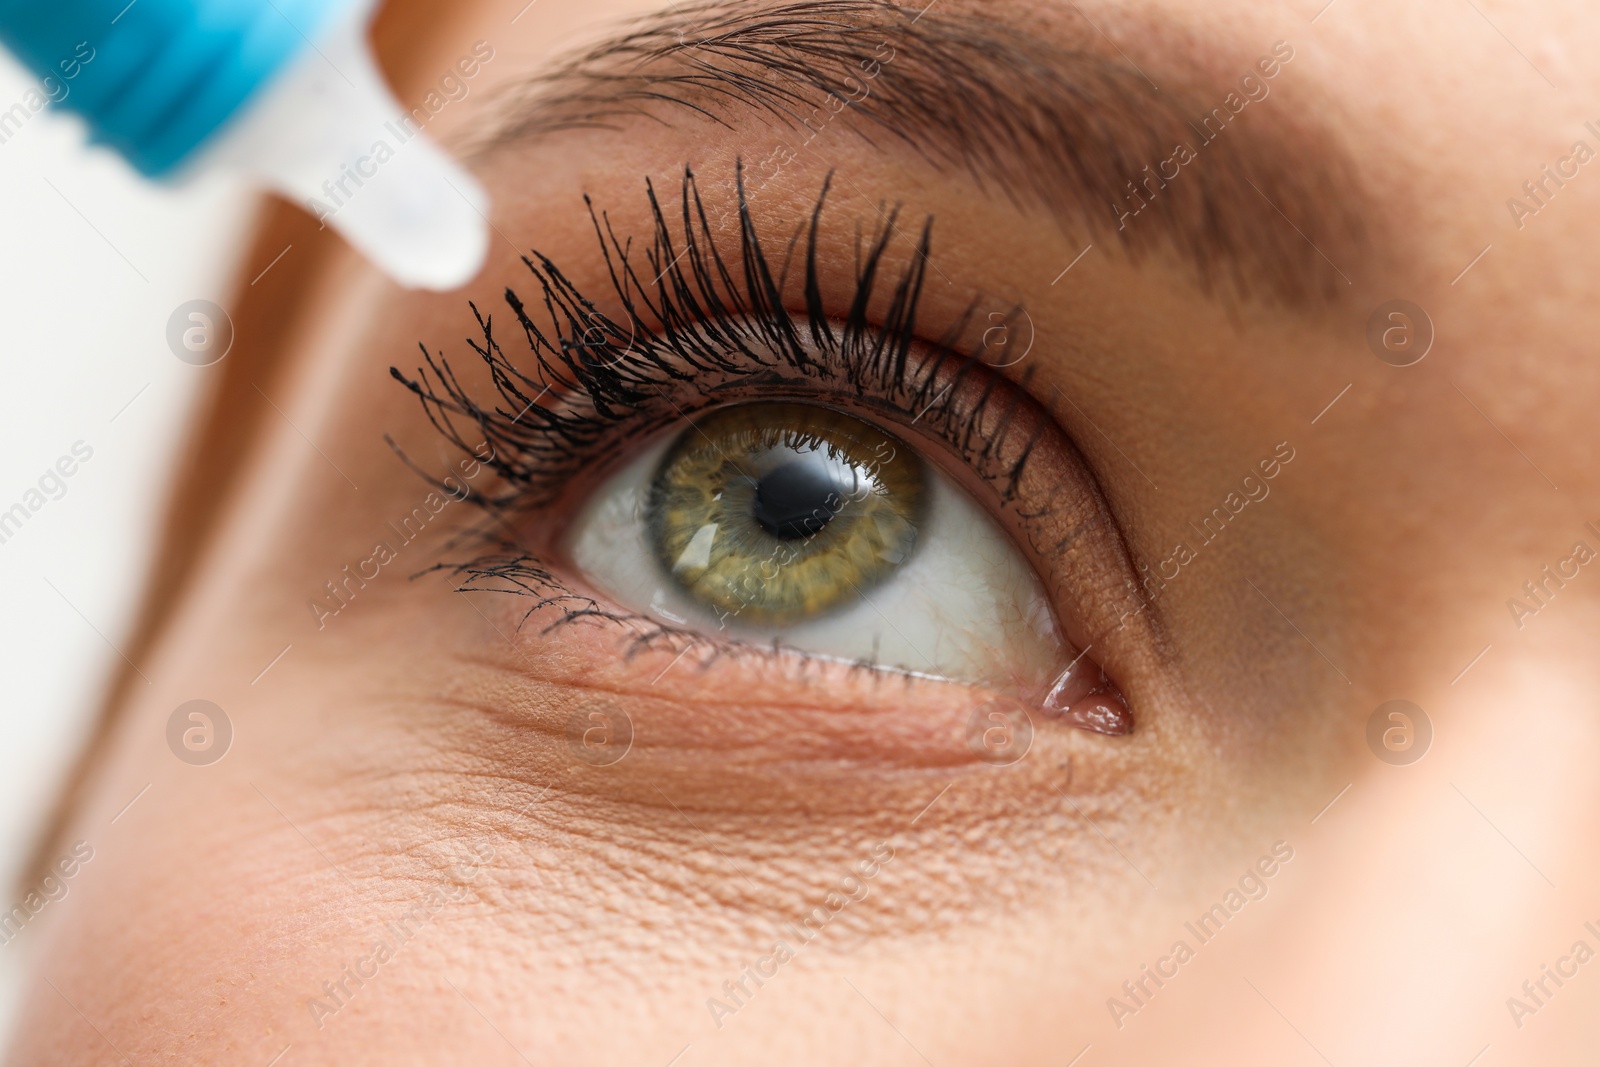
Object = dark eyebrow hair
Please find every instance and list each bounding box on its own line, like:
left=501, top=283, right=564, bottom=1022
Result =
left=479, top=0, right=1373, bottom=309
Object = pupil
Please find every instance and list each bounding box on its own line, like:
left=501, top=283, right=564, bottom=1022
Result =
left=751, top=458, right=850, bottom=540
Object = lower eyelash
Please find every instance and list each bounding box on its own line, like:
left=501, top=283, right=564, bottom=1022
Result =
left=449, top=548, right=944, bottom=687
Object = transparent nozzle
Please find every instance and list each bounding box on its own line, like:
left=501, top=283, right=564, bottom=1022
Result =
left=197, top=2, right=489, bottom=290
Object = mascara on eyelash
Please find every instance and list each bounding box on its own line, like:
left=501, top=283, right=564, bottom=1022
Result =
left=391, top=160, right=1037, bottom=508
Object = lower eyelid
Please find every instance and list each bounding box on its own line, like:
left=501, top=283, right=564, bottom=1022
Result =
left=458, top=612, right=1079, bottom=781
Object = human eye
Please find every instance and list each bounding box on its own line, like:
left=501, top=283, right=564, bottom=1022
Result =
left=570, top=398, right=1061, bottom=689
left=394, top=166, right=1143, bottom=737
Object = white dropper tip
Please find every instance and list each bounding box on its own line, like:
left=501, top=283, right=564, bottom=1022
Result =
left=194, top=0, right=490, bottom=290
left=306, top=123, right=490, bottom=291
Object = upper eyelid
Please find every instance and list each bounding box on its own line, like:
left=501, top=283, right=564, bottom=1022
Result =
left=392, top=164, right=1030, bottom=512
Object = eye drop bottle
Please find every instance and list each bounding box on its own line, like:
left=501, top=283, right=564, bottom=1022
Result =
left=0, top=0, right=489, bottom=289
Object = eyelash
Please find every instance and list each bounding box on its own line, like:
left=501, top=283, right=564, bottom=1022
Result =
left=390, top=161, right=1046, bottom=653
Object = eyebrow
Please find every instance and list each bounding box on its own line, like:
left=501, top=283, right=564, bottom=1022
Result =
left=480, top=0, right=1372, bottom=309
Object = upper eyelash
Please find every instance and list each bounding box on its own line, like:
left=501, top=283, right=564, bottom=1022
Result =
left=390, top=159, right=1040, bottom=517
left=387, top=161, right=1063, bottom=661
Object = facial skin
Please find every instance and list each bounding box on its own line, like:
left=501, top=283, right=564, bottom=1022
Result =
left=11, top=0, right=1600, bottom=1064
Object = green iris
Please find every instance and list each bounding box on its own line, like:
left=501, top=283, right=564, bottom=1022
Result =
left=646, top=402, right=926, bottom=625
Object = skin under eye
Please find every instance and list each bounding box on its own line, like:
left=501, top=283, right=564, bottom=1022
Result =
left=566, top=399, right=1066, bottom=689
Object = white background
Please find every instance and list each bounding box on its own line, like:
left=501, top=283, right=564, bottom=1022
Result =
left=0, top=50, right=253, bottom=1033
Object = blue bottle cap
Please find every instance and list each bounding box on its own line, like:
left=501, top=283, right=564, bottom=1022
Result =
left=0, top=0, right=354, bottom=176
